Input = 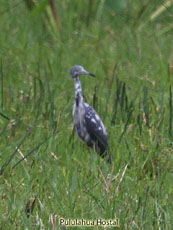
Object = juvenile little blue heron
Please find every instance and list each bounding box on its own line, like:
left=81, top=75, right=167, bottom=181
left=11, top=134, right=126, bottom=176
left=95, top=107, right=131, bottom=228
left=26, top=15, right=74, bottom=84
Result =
left=70, top=65, right=112, bottom=164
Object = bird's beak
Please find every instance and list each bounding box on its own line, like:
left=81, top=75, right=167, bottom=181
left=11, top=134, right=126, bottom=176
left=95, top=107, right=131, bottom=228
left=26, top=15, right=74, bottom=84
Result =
left=88, top=72, right=95, bottom=77
left=81, top=70, right=95, bottom=77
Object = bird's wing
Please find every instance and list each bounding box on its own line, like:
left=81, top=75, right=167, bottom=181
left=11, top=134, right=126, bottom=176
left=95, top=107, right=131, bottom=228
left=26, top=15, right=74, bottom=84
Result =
left=84, top=103, right=108, bottom=153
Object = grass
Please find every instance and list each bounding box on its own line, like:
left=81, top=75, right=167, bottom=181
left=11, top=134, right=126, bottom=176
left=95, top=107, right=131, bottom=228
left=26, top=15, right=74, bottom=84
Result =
left=0, top=0, right=173, bottom=229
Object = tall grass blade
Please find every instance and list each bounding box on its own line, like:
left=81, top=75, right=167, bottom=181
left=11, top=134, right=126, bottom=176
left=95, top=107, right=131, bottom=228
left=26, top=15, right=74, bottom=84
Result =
left=92, top=86, right=98, bottom=111
left=119, top=102, right=134, bottom=142
left=96, top=0, right=105, bottom=22
left=138, top=0, right=173, bottom=31
left=49, top=0, right=60, bottom=29
left=142, top=186, right=150, bottom=222
left=169, top=85, right=172, bottom=139
left=0, top=121, right=10, bottom=138
left=111, top=77, right=122, bottom=125
left=12, top=130, right=59, bottom=170
left=0, top=112, right=10, bottom=120
left=0, top=119, right=38, bottom=175
left=143, top=86, right=150, bottom=127
left=0, top=59, right=3, bottom=110
left=104, top=64, right=117, bottom=120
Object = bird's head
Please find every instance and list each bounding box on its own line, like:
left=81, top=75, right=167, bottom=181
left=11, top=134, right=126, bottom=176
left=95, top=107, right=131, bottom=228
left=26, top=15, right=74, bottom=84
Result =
left=70, top=65, right=95, bottom=78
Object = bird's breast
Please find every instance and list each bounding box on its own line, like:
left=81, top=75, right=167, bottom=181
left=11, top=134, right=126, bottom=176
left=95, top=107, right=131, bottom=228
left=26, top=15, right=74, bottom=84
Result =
left=73, top=102, right=90, bottom=142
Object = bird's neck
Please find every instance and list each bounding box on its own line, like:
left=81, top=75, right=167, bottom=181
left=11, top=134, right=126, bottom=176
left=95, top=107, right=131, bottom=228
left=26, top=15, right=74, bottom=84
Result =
left=74, top=77, right=84, bottom=106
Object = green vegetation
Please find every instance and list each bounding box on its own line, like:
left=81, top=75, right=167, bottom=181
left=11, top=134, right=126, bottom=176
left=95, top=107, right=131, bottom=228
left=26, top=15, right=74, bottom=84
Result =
left=0, top=0, right=172, bottom=229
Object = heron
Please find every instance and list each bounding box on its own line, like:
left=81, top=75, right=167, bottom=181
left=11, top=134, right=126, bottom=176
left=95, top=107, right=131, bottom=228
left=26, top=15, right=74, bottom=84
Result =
left=70, top=65, right=112, bottom=164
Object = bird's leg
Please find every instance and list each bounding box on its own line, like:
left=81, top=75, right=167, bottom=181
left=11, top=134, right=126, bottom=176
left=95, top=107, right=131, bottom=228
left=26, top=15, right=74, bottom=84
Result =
left=92, top=143, right=101, bottom=164
left=86, top=146, right=92, bottom=163
left=87, top=145, right=99, bottom=165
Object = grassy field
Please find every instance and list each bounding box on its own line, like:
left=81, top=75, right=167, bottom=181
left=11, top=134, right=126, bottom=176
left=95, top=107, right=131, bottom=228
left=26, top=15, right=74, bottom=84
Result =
left=0, top=0, right=173, bottom=229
